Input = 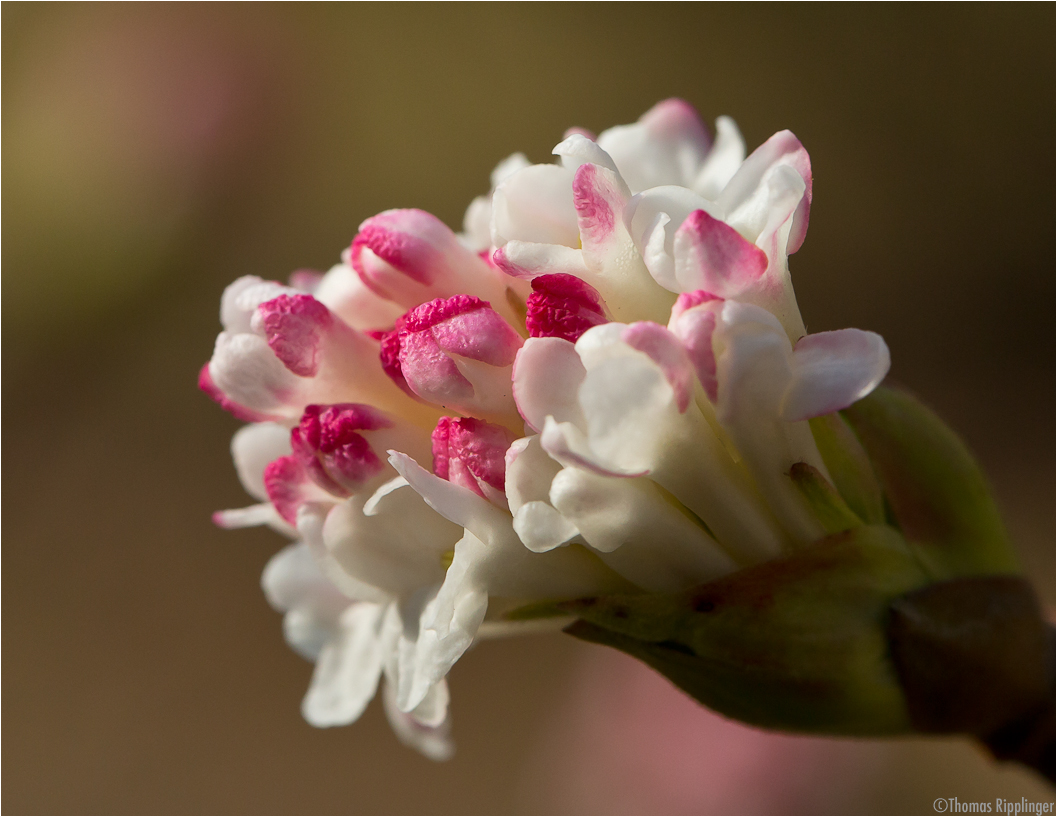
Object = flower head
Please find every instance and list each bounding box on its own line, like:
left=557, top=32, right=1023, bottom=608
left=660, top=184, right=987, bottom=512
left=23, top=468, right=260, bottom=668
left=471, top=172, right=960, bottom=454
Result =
left=201, top=99, right=915, bottom=758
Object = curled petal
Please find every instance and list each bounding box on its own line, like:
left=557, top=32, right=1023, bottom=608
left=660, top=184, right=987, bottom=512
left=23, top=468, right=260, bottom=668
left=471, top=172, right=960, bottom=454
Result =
left=210, top=292, right=429, bottom=424
left=318, top=485, right=459, bottom=597
left=513, top=500, right=580, bottom=553
left=573, top=164, right=677, bottom=324
left=221, top=275, right=295, bottom=334
left=783, top=330, right=891, bottom=422
left=208, top=332, right=300, bottom=419
left=540, top=417, right=648, bottom=478
left=719, top=129, right=812, bottom=254
left=573, top=163, right=632, bottom=263
left=624, top=186, right=721, bottom=292
left=505, top=436, right=579, bottom=552
left=254, top=294, right=333, bottom=377
left=492, top=241, right=590, bottom=281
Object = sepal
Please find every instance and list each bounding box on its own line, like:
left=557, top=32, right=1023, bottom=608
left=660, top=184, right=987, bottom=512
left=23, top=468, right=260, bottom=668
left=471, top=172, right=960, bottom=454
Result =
left=520, top=524, right=929, bottom=735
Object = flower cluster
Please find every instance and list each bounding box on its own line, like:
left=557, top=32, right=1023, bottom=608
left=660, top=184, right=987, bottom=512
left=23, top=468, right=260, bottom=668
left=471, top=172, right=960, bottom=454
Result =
left=201, top=99, right=890, bottom=759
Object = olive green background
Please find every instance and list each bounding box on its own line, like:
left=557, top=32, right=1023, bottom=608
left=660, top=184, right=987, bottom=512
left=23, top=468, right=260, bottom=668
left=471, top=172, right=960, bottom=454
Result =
left=3, top=3, right=1053, bottom=813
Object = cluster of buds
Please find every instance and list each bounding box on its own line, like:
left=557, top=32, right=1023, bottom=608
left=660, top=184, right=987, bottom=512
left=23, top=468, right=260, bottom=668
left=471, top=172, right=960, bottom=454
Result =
left=201, top=100, right=1029, bottom=762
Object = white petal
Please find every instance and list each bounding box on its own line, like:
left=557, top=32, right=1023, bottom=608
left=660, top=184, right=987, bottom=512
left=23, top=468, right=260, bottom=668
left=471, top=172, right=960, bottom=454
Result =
left=715, top=302, right=826, bottom=543
left=302, top=601, right=394, bottom=727
left=490, top=152, right=531, bottom=188
left=461, top=196, right=493, bottom=252
left=576, top=317, right=787, bottom=563
left=319, top=489, right=458, bottom=596
left=282, top=607, right=339, bottom=661
left=570, top=164, right=676, bottom=324
left=491, top=164, right=579, bottom=248
left=512, top=337, right=587, bottom=433
left=231, top=422, right=291, bottom=501
left=506, top=436, right=579, bottom=552
left=406, top=676, right=449, bottom=728
left=261, top=542, right=348, bottom=615
left=540, top=417, right=647, bottom=478
left=513, top=501, right=580, bottom=553
left=576, top=349, right=680, bottom=472
left=718, top=129, right=811, bottom=254
left=783, top=329, right=890, bottom=421
left=394, top=549, right=488, bottom=713
left=549, top=468, right=737, bottom=591
left=552, top=133, right=618, bottom=173
left=504, top=436, right=552, bottom=514
left=597, top=99, right=711, bottom=193
left=387, top=451, right=511, bottom=544
left=295, top=505, right=393, bottom=603
left=212, top=503, right=292, bottom=535
left=220, top=276, right=294, bottom=334
left=311, top=263, right=405, bottom=331
left=209, top=331, right=299, bottom=417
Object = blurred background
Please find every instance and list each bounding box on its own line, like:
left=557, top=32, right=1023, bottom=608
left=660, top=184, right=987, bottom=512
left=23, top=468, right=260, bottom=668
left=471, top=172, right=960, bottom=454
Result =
left=3, top=4, right=1053, bottom=813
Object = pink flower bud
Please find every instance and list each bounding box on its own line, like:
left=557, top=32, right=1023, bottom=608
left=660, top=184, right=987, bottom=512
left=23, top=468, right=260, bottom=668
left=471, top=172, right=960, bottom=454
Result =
left=384, top=295, right=524, bottom=423
left=291, top=404, right=392, bottom=496
left=263, top=455, right=330, bottom=525
left=350, top=209, right=517, bottom=323
left=431, top=417, right=518, bottom=506
left=526, top=273, right=609, bottom=343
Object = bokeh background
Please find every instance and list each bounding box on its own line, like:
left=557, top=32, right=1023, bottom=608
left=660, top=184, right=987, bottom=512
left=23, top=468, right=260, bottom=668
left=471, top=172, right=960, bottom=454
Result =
left=4, top=4, right=1054, bottom=813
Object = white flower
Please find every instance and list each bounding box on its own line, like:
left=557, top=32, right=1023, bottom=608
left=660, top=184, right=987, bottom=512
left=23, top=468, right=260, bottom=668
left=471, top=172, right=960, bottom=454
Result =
left=201, top=99, right=890, bottom=758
